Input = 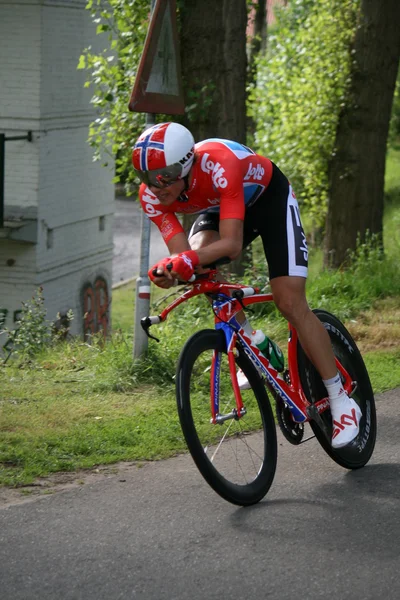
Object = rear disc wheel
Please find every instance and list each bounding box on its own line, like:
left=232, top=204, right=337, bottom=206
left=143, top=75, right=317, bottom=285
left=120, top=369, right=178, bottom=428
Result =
left=298, top=310, right=376, bottom=469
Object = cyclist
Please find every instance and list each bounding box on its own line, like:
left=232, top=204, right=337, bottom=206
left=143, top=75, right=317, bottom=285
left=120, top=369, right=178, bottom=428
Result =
left=132, top=121, right=362, bottom=449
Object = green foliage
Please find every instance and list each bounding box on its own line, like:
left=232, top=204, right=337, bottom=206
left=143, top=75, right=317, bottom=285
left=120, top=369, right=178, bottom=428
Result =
left=78, top=0, right=149, bottom=190
left=388, top=67, right=400, bottom=144
left=306, top=233, right=400, bottom=320
left=249, top=0, right=359, bottom=227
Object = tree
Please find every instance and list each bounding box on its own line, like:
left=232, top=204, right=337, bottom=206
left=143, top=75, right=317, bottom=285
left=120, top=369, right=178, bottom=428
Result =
left=247, top=1, right=268, bottom=141
left=178, top=0, right=249, bottom=274
left=324, top=0, right=400, bottom=268
left=248, top=0, right=267, bottom=80
left=179, top=0, right=248, bottom=143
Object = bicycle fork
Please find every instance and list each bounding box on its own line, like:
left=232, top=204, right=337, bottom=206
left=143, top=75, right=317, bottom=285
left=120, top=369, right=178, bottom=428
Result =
left=210, top=330, right=246, bottom=425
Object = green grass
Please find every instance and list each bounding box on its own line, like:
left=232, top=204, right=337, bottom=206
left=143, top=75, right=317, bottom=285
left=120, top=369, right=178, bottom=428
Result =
left=0, top=352, right=182, bottom=486
left=1, top=338, right=399, bottom=487
left=0, top=146, right=400, bottom=488
left=111, top=282, right=135, bottom=333
left=364, top=349, right=400, bottom=393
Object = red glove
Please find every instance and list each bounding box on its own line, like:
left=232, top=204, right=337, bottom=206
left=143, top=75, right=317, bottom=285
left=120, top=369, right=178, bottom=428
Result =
left=169, top=251, right=199, bottom=281
left=148, top=257, right=172, bottom=282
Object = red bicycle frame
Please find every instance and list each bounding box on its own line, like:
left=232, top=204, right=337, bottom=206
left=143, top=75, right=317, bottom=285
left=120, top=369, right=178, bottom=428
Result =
left=141, top=273, right=354, bottom=426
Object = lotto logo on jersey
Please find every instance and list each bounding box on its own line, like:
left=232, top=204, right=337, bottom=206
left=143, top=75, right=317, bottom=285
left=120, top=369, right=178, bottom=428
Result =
left=200, top=153, right=228, bottom=188
left=142, top=190, right=163, bottom=218
left=244, top=162, right=265, bottom=181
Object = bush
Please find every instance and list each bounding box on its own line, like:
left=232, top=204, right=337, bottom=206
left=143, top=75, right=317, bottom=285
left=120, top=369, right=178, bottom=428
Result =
left=1, top=288, right=73, bottom=363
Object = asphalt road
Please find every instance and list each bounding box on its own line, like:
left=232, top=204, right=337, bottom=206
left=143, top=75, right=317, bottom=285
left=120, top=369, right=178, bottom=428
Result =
left=112, top=196, right=166, bottom=285
left=0, top=387, right=399, bottom=600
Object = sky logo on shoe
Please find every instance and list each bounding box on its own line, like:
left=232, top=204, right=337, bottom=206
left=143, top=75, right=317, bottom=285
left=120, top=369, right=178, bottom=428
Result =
left=332, top=408, right=359, bottom=441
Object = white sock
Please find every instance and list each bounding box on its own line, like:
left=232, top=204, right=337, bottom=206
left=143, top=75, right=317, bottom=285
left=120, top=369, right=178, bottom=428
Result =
left=323, top=373, right=345, bottom=405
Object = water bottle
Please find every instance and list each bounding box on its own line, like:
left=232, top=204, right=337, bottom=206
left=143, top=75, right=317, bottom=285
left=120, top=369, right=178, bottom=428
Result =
left=251, top=330, right=284, bottom=372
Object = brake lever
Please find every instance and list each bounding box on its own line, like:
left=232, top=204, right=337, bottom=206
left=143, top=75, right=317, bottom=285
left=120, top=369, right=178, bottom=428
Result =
left=140, top=316, right=160, bottom=342
left=231, top=288, right=246, bottom=310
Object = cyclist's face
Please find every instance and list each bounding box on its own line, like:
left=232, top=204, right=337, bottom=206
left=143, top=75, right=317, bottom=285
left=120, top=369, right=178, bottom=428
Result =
left=149, top=179, right=185, bottom=205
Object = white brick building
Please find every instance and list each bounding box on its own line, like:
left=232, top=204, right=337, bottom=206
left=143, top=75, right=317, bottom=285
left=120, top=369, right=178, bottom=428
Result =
left=0, top=0, right=114, bottom=341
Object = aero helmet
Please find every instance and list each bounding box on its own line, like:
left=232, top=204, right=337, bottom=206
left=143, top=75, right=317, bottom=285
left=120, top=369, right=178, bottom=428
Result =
left=132, top=122, right=195, bottom=188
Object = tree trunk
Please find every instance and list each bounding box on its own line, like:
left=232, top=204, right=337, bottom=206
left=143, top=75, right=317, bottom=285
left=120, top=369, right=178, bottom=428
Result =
left=179, top=0, right=250, bottom=274
left=247, top=1, right=267, bottom=141
left=179, top=0, right=247, bottom=142
left=324, top=0, right=400, bottom=268
left=248, top=1, right=267, bottom=74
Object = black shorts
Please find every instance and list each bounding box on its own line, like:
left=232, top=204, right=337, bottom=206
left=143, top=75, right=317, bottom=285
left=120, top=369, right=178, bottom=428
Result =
left=188, top=163, right=309, bottom=279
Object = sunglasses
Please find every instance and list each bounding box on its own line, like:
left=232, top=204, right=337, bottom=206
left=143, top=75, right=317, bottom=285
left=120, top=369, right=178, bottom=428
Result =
left=134, top=163, right=182, bottom=189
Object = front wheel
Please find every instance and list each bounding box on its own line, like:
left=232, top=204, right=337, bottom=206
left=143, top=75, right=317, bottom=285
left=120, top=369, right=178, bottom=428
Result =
left=176, top=329, right=277, bottom=506
left=297, top=310, right=376, bottom=469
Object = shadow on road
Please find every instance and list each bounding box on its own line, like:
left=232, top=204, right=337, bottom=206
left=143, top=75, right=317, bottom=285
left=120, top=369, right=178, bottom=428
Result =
left=229, top=461, right=400, bottom=560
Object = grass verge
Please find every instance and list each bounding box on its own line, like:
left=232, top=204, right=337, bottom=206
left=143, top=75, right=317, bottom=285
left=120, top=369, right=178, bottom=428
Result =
left=1, top=294, right=399, bottom=487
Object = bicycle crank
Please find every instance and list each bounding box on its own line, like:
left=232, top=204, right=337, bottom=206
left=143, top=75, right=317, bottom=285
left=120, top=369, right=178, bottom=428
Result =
left=275, top=400, right=305, bottom=444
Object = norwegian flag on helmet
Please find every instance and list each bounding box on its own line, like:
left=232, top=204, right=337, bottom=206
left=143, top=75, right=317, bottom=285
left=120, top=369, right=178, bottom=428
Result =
left=132, top=123, right=169, bottom=171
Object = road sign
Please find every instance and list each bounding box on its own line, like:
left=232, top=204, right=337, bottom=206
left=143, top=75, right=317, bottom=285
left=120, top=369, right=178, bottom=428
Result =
left=129, top=0, right=185, bottom=115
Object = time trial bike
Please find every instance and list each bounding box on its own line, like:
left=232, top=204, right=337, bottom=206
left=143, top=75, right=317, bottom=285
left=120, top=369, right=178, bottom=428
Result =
left=141, top=270, right=377, bottom=506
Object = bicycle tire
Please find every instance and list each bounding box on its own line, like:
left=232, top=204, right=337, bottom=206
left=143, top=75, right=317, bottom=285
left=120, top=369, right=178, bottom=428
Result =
left=176, top=329, right=277, bottom=506
left=297, top=309, right=376, bottom=469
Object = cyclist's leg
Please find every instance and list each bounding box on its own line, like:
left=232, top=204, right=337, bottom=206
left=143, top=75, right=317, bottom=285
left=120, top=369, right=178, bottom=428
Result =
left=270, top=276, right=336, bottom=378
left=188, top=213, right=220, bottom=252
left=251, top=164, right=362, bottom=448
left=188, top=213, right=259, bottom=389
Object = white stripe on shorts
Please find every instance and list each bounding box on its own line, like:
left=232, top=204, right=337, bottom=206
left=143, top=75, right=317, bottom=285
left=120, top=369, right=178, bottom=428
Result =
left=286, top=186, right=308, bottom=278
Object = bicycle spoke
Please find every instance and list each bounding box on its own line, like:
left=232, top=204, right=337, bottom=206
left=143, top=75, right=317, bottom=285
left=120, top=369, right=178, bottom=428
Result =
left=209, top=420, right=234, bottom=461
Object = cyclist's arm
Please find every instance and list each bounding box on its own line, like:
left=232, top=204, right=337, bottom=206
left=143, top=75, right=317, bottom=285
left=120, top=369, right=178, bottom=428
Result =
left=166, top=232, right=192, bottom=255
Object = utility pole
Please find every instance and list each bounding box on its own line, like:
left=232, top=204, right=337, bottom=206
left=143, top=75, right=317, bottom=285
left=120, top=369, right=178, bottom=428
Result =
left=129, top=0, right=185, bottom=358
left=133, top=1, right=156, bottom=359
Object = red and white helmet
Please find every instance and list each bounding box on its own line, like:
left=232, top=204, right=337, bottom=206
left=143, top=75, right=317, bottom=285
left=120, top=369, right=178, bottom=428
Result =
left=132, top=122, right=195, bottom=188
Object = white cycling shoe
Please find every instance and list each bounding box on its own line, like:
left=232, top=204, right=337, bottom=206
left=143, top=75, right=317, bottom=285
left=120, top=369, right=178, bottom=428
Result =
left=330, top=395, right=362, bottom=449
left=237, top=369, right=251, bottom=390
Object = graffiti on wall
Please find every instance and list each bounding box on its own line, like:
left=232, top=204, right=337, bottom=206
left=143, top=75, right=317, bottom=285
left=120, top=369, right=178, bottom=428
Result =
left=82, top=276, right=109, bottom=340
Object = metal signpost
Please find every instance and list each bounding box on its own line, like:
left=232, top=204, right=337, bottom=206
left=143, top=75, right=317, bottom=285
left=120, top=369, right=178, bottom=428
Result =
left=129, top=0, right=185, bottom=358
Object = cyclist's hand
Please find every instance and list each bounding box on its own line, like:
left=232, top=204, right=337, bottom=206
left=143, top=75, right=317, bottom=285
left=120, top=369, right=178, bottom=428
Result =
left=149, top=251, right=199, bottom=286
left=148, top=257, right=174, bottom=287
left=168, top=251, right=199, bottom=282
left=150, top=274, right=176, bottom=289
